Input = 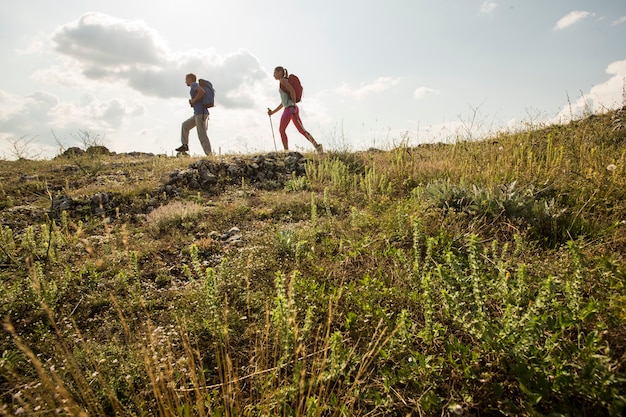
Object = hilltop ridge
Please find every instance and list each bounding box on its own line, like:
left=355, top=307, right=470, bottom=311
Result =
left=1, top=108, right=625, bottom=416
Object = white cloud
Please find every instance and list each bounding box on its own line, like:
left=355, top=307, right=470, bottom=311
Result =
left=32, top=66, right=85, bottom=87
left=52, top=13, right=167, bottom=68
left=0, top=85, right=145, bottom=148
left=553, top=10, right=594, bottom=31
left=15, top=33, right=47, bottom=55
left=611, top=16, right=626, bottom=27
left=556, top=59, right=626, bottom=121
left=336, top=77, right=401, bottom=100
left=0, top=90, right=24, bottom=121
left=2, top=12, right=279, bottom=158
left=413, top=87, right=440, bottom=100
left=480, top=1, right=497, bottom=15
left=0, top=91, right=58, bottom=136
left=49, top=13, right=270, bottom=106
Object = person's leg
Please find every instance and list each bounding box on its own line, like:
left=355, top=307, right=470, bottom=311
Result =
left=195, top=114, right=212, bottom=155
left=181, top=116, right=196, bottom=147
left=279, top=107, right=295, bottom=151
left=290, top=106, right=308, bottom=137
left=291, top=106, right=322, bottom=152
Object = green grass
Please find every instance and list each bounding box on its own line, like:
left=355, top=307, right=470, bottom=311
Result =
left=1, top=109, right=626, bottom=416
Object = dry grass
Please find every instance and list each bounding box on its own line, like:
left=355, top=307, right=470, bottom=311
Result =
left=146, top=200, right=207, bottom=227
left=1, top=109, right=626, bottom=416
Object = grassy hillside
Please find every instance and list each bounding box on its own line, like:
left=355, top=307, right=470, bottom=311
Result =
left=1, top=108, right=626, bottom=416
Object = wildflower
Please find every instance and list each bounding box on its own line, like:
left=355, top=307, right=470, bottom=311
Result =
left=607, top=164, right=617, bottom=171
left=450, top=404, right=463, bottom=415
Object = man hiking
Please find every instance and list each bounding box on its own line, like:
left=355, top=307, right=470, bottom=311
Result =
left=176, top=73, right=212, bottom=155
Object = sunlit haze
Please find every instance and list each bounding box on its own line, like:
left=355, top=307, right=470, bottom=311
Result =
left=1, top=0, right=625, bottom=158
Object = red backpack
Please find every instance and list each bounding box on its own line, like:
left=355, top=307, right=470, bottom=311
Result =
left=280, top=74, right=303, bottom=103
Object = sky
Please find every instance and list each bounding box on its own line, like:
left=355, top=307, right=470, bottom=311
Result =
left=1, top=0, right=625, bottom=159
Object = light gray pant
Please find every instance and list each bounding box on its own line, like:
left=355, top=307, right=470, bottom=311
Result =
left=181, top=114, right=211, bottom=155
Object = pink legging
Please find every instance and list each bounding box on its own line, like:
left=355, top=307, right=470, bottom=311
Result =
left=279, top=105, right=308, bottom=150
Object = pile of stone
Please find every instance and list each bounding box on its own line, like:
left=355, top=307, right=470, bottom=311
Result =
left=46, top=152, right=308, bottom=221
left=161, top=151, right=307, bottom=195
left=50, top=192, right=114, bottom=219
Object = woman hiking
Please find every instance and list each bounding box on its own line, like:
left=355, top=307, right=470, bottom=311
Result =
left=267, top=66, right=323, bottom=153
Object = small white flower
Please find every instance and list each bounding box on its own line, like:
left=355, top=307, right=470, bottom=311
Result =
left=607, top=164, right=617, bottom=171
left=450, top=404, right=463, bottom=415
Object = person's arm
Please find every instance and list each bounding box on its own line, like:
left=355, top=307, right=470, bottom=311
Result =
left=268, top=103, right=284, bottom=116
left=280, top=78, right=297, bottom=103
left=189, top=84, right=205, bottom=105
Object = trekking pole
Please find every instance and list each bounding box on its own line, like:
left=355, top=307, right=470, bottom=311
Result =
left=267, top=109, right=277, bottom=152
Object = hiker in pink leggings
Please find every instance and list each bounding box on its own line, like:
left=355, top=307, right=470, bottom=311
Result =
left=267, top=66, right=323, bottom=153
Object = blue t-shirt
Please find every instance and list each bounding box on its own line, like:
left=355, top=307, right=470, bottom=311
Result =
left=190, top=82, right=209, bottom=115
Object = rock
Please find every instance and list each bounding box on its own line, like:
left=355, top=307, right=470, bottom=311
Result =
left=86, top=146, right=111, bottom=156
left=90, top=192, right=111, bottom=216
left=51, top=195, right=74, bottom=217
left=160, top=152, right=308, bottom=192
left=61, top=147, right=85, bottom=157
left=213, top=226, right=243, bottom=247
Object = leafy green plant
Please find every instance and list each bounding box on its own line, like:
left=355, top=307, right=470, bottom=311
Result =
left=414, top=179, right=588, bottom=246
left=1, top=108, right=626, bottom=416
left=284, top=172, right=310, bottom=192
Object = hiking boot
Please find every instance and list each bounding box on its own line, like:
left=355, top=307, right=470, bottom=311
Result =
left=175, top=144, right=189, bottom=152
left=315, top=143, right=324, bottom=154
